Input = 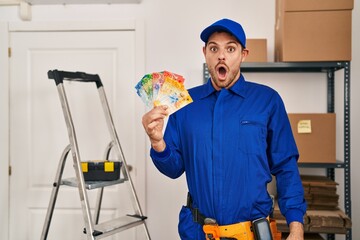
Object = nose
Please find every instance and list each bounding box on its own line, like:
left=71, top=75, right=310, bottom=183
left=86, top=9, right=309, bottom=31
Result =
left=218, top=49, right=225, bottom=61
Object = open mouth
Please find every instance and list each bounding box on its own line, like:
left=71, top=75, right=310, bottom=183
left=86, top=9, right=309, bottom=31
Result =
left=216, top=65, right=228, bottom=80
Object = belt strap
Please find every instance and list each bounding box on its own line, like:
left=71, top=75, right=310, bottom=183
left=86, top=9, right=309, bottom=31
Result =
left=187, top=192, right=206, bottom=225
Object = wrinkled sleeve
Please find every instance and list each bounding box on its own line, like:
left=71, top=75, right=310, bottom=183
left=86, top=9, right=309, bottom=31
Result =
left=150, top=113, right=185, bottom=179
left=267, top=92, right=307, bottom=225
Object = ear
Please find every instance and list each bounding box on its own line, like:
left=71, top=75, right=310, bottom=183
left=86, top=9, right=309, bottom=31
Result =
left=202, top=46, right=206, bottom=57
left=241, top=49, right=249, bottom=62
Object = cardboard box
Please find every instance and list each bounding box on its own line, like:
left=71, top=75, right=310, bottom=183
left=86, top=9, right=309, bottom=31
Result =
left=288, top=113, right=336, bottom=163
left=275, top=207, right=351, bottom=234
left=280, top=0, right=353, bottom=12
left=245, top=39, right=267, bottom=62
left=275, top=0, right=353, bottom=61
left=301, top=175, right=339, bottom=210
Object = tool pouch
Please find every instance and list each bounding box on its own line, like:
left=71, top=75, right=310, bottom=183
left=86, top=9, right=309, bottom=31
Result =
left=269, top=218, right=282, bottom=240
left=203, top=223, right=221, bottom=240
left=204, top=220, right=254, bottom=240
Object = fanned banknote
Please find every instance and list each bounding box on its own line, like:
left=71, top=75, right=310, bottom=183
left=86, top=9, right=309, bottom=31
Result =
left=135, top=71, right=192, bottom=114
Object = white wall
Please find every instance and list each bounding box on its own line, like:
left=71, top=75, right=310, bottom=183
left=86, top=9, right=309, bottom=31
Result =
left=1, top=1, right=359, bottom=239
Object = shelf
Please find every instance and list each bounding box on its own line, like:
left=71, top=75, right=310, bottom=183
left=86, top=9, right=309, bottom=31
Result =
left=203, top=61, right=352, bottom=240
left=241, top=62, right=348, bottom=73
left=298, top=160, right=345, bottom=169
left=202, top=61, right=350, bottom=83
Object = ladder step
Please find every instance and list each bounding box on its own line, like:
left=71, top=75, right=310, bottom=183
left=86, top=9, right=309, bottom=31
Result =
left=93, top=215, right=147, bottom=239
left=61, top=177, right=126, bottom=190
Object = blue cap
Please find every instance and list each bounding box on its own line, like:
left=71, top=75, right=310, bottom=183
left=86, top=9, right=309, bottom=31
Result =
left=200, top=18, right=246, bottom=48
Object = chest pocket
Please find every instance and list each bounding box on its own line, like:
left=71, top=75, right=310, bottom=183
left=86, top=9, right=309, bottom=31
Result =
left=238, top=117, right=267, bottom=154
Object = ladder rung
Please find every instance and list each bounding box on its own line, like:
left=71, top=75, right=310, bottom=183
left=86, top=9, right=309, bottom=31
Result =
left=93, top=215, right=147, bottom=239
left=61, top=177, right=126, bottom=190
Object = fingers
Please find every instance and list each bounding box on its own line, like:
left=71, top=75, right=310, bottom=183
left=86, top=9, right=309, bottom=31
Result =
left=142, top=105, right=168, bottom=137
left=142, top=105, right=168, bottom=125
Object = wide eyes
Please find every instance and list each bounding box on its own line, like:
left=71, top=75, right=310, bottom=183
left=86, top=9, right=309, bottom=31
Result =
left=209, top=46, right=237, bottom=53
left=227, top=46, right=235, bottom=53
left=210, top=46, right=217, bottom=52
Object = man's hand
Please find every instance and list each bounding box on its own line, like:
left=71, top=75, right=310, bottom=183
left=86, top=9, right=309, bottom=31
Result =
left=286, top=221, right=304, bottom=240
left=142, top=105, right=168, bottom=152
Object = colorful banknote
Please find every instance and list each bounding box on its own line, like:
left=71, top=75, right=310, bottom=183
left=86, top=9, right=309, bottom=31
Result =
left=135, top=71, right=192, bottom=114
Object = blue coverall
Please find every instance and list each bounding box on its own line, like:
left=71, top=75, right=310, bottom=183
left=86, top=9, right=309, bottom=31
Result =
left=150, top=74, right=307, bottom=239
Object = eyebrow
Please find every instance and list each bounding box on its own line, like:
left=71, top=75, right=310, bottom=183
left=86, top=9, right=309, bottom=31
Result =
left=207, top=40, right=239, bottom=46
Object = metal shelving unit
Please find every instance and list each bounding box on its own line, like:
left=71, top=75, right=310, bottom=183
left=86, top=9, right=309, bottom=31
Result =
left=203, top=61, right=351, bottom=240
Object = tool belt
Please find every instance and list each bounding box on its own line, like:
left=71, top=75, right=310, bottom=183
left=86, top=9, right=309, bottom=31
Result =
left=186, top=193, right=281, bottom=240
left=203, top=219, right=254, bottom=240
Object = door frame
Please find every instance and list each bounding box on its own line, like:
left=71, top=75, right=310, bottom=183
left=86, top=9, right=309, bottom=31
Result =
left=0, top=20, right=146, bottom=240
left=0, top=21, right=10, bottom=240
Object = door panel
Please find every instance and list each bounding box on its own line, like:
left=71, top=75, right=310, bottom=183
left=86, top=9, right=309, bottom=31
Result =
left=9, top=28, right=142, bottom=240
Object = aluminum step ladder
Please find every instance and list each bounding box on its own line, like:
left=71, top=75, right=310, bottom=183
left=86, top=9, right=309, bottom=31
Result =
left=41, top=70, right=151, bottom=240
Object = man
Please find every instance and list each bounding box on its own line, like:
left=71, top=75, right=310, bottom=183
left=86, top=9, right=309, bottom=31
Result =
left=142, top=18, right=306, bottom=240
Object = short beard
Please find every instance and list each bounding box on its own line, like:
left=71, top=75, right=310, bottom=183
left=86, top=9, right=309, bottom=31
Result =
left=208, top=67, right=240, bottom=89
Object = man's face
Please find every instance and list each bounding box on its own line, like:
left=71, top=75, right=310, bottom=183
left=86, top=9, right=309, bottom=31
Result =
left=203, top=31, right=248, bottom=90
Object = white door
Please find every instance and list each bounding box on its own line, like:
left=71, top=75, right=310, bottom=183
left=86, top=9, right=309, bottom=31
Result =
left=8, top=22, right=146, bottom=240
